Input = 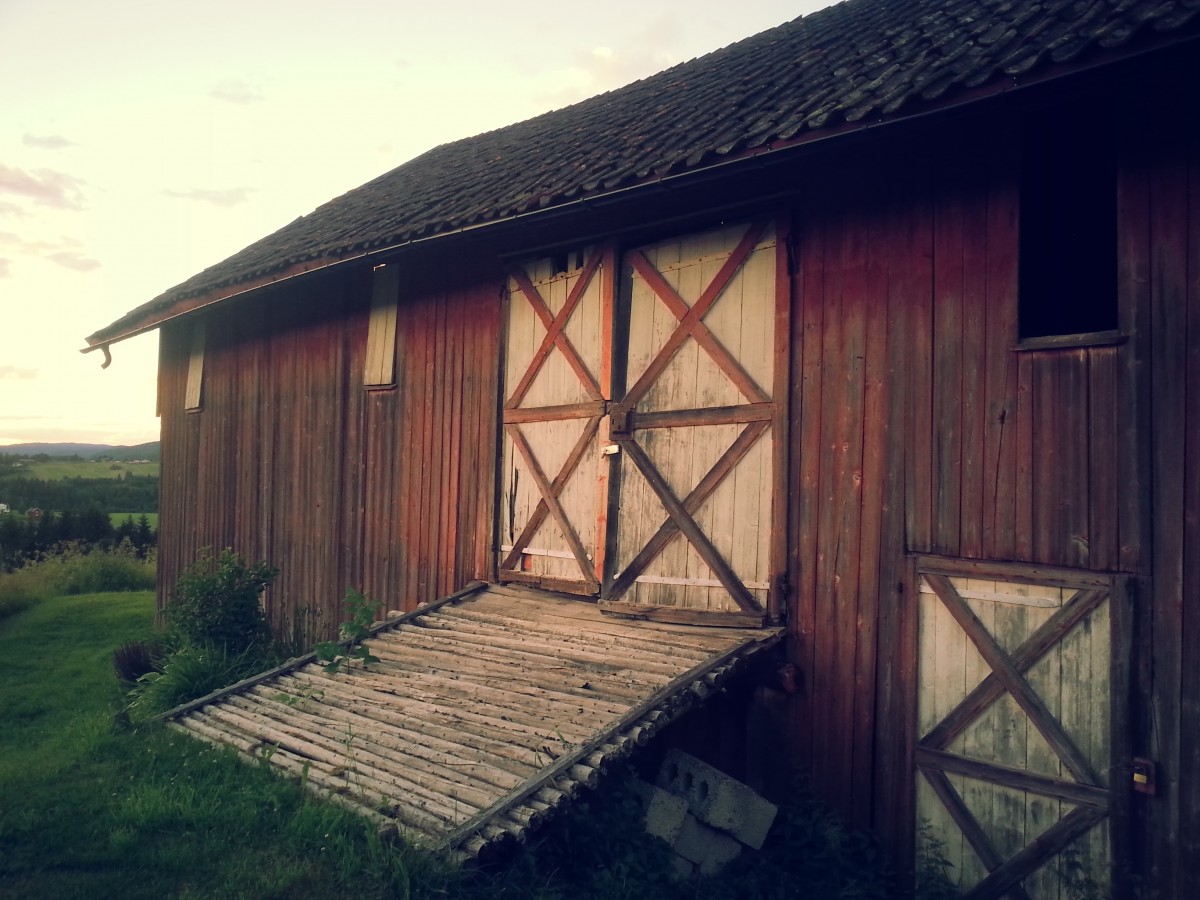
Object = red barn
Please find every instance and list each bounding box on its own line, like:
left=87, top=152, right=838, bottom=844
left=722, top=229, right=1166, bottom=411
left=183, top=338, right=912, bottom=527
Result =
left=88, top=0, right=1200, bottom=895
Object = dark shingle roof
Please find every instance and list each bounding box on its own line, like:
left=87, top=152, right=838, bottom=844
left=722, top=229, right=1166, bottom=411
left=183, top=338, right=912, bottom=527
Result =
left=90, top=0, right=1200, bottom=344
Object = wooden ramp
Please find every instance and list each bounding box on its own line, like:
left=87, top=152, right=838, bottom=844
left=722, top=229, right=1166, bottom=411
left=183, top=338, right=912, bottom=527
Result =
left=162, top=582, right=782, bottom=860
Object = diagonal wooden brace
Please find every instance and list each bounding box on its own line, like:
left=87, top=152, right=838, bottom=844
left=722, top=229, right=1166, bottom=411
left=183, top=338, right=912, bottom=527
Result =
left=501, top=416, right=601, bottom=572
left=623, top=219, right=771, bottom=409
left=615, top=435, right=760, bottom=612
left=924, top=573, right=1101, bottom=786
left=505, top=423, right=599, bottom=586
left=508, top=260, right=604, bottom=407
left=608, top=420, right=769, bottom=606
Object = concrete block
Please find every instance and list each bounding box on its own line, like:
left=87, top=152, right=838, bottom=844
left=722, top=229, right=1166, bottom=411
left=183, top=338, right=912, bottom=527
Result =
left=671, top=814, right=742, bottom=876
left=656, top=748, right=778, bottom=849
left=631, top=779, right=690, bottom=844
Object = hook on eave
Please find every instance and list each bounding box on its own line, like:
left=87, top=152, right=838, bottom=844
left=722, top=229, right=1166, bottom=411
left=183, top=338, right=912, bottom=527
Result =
left=100, top=345, right=112, bottom=369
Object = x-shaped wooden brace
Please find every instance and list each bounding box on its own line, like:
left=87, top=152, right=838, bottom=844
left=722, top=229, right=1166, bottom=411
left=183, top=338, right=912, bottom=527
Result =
left=609, top=420, right=768, bottom=612
left=506, top=252, right=603, bottom=410
left=916, top=575, right=1110, bottom=900
left=501, top=416, right=601, bottom=586
left=619, top=218, right=772, bottom=411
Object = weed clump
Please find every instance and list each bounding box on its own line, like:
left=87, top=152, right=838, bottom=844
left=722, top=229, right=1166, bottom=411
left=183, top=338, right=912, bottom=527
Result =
left=166, top=547, right=277, bottom=656
left=124, top=548, right=280, bottom=719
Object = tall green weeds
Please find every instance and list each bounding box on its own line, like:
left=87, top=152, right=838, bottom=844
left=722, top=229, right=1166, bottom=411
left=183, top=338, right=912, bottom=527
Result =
left=165, top=547, right=277, bottom=654
left=123, top=548, right=281, bottom=720
left=0, top=542, right=154, bottom=622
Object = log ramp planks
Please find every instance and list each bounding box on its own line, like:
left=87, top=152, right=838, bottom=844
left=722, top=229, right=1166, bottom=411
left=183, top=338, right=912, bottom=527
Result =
left=161, top=581, right=781, bottom=861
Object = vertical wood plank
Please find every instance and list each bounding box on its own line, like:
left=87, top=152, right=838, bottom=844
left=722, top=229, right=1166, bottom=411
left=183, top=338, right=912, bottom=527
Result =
left=1148, top=111, right=1188, bottom=899
left=1014, top=352, right=1034, bottom=561
left=852, top=193, right=888, bottom=825
left=1178, top=109, right=1200, bottom=888
left=789, top=193, right=824, bottom=777
left=959, top=148, right=988, bottom=560
left=829, top=194, right=869, bottom=813
left=873, top=144, right=930, bottom=864
left=770, top=217, right=792, bottom=623
left=932, top=128, right=966, bottom=558
left=810, top=194, right=847, bottom=809
left=1087, top=348, right=1119, bottom=572
left=982, top=121, right=1020, bottom=563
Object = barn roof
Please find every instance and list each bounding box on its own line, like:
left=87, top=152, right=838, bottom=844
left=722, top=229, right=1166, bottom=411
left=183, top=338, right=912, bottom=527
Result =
left=87, top=0, right=1200, bottom=348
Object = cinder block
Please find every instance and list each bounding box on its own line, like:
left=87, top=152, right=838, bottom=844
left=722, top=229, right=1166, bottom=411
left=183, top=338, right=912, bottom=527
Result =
left=671, top=814, right=742, bottom=875
left=631, top=779, right=690, bottom=844
left=656, top=748, right=778, bottom=849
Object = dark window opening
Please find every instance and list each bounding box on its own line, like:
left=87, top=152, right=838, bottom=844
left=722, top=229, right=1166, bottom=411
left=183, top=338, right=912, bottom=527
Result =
left=1018, top=104, right=1117, bottom=341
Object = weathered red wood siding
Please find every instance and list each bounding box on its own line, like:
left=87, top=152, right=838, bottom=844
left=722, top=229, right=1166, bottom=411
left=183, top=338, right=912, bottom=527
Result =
left=1128, top=91, right=1200, bottom=897
left=157, top=265, right=500, bottom=643
left=149, top=52, right=1199, bottom=893
left=782, top=85, right=1200, bottom=884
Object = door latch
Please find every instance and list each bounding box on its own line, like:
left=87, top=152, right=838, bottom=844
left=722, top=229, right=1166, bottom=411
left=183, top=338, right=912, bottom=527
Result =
left=1132, top=757, right=1156, bottom=795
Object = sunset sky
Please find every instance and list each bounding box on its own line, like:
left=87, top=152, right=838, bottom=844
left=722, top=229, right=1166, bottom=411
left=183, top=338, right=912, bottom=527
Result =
left=0, top=0, right=829, bottom=448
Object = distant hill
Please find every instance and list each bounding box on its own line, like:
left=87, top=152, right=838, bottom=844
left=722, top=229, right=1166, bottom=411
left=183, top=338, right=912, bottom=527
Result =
left=0, top=441, right=161, bottom=461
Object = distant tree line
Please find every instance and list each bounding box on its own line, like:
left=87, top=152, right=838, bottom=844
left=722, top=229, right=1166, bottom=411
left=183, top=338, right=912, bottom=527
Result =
left=0, top=455, right=159, bottom=571
left=0, top=472, right=158, bottom=515
left=0, top=511, right=157, bottom=572
left=0, top=452, right=80, bottom=465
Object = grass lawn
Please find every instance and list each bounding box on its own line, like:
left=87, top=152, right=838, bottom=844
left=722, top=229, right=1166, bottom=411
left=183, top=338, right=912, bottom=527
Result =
left=0, top=591, right=910, bottom=900
left=0, top=592, right=458, bottom=900
left=109, top=512, right=159, bottom=530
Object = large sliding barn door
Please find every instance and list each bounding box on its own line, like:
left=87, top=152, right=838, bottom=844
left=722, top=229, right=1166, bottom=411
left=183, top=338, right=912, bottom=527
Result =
left=914, top=557, right=1131, bottom=899
left=601, top=220, right=787, bottom=625
left=499, top=221, right=787, bottom=625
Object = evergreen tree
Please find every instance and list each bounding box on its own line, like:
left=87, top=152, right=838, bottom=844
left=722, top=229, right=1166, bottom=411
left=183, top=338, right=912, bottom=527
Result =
left=134, top=514, right=155, bottom=556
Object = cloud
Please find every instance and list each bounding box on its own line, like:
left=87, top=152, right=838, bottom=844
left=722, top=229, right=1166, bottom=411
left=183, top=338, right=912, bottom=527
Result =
left=0, top=258, right=10, bottom=277
left=22, top=133, right=74, bottom=150
left=164, top=186, right=255, bottom=207
left=534, top=15, right=688, bottom=108
left=0, top=163, right=86, bottom=210
left=47, top=250, right=101, bottom=272
left=0, top=200, right=27, bottom=219
left=0, top=366, right=38, bottom=380
left=0, top=230, right=62, bottom=254
left=0, top=232, right=98, bottom=272
left=210, top=78, right=264, bottom=104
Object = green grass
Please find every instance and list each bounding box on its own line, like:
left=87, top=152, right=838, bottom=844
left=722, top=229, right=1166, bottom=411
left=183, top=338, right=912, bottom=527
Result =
left=0, top=590, right=911, bottom=900
left=15, top=459, right=160, bottom=480
left=0, top=591, right=459, bottom=900
left=0, top=550, right=155, bottom=622
left=109, top=512, right=159, bottom=530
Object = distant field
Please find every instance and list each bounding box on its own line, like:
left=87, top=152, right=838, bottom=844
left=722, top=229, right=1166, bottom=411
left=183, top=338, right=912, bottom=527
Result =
left=109, top=512, right=159, bottom=530
left=12, top=459, right=160, bottom=480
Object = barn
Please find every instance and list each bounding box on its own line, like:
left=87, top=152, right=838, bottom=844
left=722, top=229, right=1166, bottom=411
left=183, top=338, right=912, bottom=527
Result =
left=87, top=0, right=1200, bottom=895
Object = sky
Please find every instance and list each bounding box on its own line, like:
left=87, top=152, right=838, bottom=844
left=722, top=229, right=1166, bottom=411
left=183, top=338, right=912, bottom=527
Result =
left=0, top=0, right=831, bottom=448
